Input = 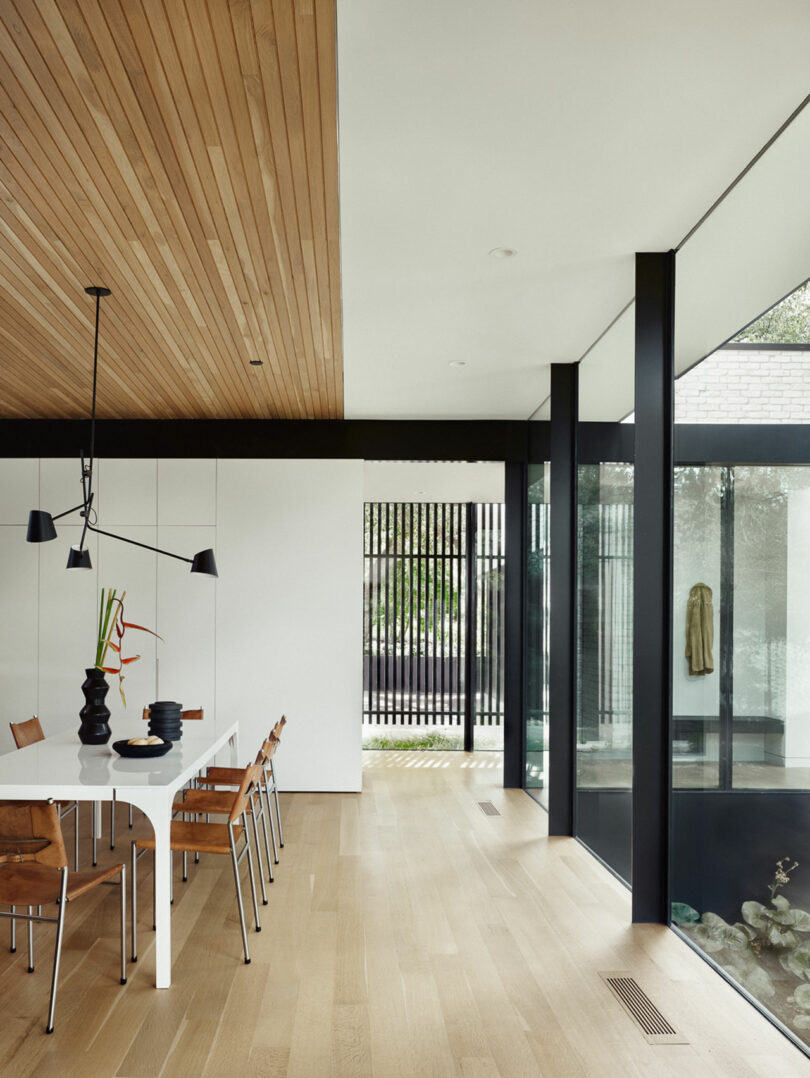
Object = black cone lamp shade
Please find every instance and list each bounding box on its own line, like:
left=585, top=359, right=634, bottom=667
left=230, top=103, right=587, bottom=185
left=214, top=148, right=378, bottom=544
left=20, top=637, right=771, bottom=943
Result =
left=25, top=288, right=219, bottom=578
left=190, top=548, right=218, bottom=577
left=66, top=545, right=92, bottom=570
left=27, top=510, right=57, bottom=543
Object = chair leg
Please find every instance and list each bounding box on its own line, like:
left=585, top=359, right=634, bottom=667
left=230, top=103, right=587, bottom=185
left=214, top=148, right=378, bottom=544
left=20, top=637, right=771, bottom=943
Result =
left=271, top=763, right=283, bottom=847
left=74, top=801, right=79, bottom=871
left=92, top=801, right=98, bottom=866
left=242, top=813, right=261, bottom=932
left=46, top=867, right=68, bottom=1034
left=258, top=792, right=274, bottom=882
left=182, top=850, right=188, bottom=882
left=110, top=794, right=116, bottom=850
left=263, top=784, right=279, bottom=868
left=250, top=804, right=268, bottom=905
left=228, top=824, right=251, bottom=964
left=152, top=849, right=156, bottom=932
left=131, top=842, right=138, bottom=962
left=128, top=803, right=133, bottom=828
left=27, top=906, right=34, bottom=973
left=120, top=864, right=127, bottom=985
left=10, top=905, right=15, bottom=953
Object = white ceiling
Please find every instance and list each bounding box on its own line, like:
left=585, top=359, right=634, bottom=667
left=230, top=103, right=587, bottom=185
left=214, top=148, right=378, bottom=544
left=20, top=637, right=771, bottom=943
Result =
left=337, top=0, right=810, bottom=421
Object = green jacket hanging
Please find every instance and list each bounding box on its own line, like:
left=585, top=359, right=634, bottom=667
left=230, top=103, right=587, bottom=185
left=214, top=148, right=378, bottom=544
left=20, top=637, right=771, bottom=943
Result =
left=686, top=582, right=714, bottom=676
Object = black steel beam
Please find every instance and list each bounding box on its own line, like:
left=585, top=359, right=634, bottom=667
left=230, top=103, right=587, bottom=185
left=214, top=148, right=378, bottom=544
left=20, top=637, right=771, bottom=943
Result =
left=548, top=363, right=578, bottom=835
left=632, top=251, right=675, bottom=923
left=503, top=461, right=527, bottom=787
left=0, top=419, right=532, bottom=462
left=9, top=416, right=810, bottom=467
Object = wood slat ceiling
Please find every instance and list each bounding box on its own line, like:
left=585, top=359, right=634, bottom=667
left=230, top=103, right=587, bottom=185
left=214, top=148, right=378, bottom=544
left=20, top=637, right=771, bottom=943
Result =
left=0, top=0, right=341, bottom=419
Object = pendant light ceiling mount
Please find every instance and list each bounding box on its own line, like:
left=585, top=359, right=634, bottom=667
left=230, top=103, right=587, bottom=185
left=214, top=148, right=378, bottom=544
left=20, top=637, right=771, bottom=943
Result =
left=26, top=287, right=218, bottom=578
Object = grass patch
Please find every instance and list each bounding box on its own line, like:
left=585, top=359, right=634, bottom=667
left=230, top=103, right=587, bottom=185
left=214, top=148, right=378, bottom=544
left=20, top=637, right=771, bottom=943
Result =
left=363, top=731, right=462, bottom=751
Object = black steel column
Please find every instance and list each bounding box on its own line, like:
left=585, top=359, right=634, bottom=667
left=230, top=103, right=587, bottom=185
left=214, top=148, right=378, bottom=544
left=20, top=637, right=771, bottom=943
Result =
left=548, top=364, right=578, bottom=835
left=503, top=461, right=527, bottom=787
left=632, top=251, right=675, bottom=923
left=464, top=502, right=477, bottom=752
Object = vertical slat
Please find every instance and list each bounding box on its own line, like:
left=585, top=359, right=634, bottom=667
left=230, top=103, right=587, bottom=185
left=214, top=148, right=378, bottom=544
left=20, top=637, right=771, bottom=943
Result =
left=408, top=503, right=414, bottom=725
left=397, top=503, right=404, bottom=725
left=446, top=504, right=452, bottom=724
left=487, top=503, right=493, bottom=725
left=364, top=505, right=369, bottom=721
left=432, top=503, right=438, bottom=724
left=441, top=502, right=447, bottom=723
left=384, top=502, right=390, bottom=723
left=495, top=504, right=502, bottom=726
left=377, top=502, right=383, bottom=724
left=458, top=503, right=464, bottom=727
left=464, top=502, right=476, bottom=751
left=416, top=502, right=422, bottom=723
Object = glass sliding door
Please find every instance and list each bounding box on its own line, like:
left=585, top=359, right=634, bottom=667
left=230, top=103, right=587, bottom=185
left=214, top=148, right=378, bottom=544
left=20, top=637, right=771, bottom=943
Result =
left=671, top=464, right=810, bottom=1053
left=672, top=467, right=723, bottom=790
left=525, top=463, right=550, bottom=803
left=575, top=463, right=633, bottom=882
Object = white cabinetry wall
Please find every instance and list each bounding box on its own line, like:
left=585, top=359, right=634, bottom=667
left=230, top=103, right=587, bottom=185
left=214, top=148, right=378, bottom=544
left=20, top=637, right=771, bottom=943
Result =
left=0, top=457, right=363, bottom=792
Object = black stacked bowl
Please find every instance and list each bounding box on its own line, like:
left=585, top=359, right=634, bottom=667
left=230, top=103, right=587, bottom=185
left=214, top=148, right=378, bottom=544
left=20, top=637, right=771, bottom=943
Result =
left=147, top=700, right=183, bottom=743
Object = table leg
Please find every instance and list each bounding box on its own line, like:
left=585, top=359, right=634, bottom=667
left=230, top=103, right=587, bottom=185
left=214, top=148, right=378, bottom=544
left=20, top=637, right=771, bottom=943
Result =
left=150, top=809, right=172, bottom=988
left=126, top=793, right=173, bottom=989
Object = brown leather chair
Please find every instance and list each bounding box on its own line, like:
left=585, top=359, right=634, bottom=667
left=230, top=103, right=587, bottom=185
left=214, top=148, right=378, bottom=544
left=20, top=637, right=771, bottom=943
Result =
left=9, top=718, right=81, bottom=871
left=131, top=763, right=263, bottom=966
left=180, top=743, right=276, bottom=890
left=197, top=728, right=284, bottom=870
left=0, top=800, right=126, bottom=1033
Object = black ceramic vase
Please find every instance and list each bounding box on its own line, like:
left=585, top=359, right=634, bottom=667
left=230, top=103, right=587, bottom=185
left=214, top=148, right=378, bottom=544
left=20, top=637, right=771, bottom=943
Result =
left=148, top=700, right=183, bottom=742
left=79, top=666, right=112, bottom=745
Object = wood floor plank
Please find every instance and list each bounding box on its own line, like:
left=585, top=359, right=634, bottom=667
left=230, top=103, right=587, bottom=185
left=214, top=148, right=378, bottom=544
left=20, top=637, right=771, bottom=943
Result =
left=1, top=754, right=810, bottom=1076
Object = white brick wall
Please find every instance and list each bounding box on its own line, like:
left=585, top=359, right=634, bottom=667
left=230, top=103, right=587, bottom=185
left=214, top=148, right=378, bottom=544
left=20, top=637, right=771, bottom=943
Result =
left=676, top=348, right=810, bottom=423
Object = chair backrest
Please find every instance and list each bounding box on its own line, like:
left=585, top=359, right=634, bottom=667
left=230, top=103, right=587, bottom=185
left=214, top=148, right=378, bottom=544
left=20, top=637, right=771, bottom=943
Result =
left=9, top=716, right=45, bottom=749
left=261, top=733, right=280, bottom=760
left=228, top=764, right=263, bottom=824
left=0, top=801, right=67, bottom=868
left=143, top=707, right=204, bottom=721
left=270, top=715, right=286, bottom=741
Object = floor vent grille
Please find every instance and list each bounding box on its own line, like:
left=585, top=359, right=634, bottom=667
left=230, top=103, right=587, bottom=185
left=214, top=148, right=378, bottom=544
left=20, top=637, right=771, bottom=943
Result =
left=599, top=972, right=687, bottom=1044
left=478, top=801, right=500, bottom=816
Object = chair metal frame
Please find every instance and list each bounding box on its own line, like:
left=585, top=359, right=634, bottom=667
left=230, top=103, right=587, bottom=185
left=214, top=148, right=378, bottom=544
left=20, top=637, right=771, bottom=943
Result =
left=0, top=804, right=126, bottom=1033
left=130, top=764, right=262, bottom=966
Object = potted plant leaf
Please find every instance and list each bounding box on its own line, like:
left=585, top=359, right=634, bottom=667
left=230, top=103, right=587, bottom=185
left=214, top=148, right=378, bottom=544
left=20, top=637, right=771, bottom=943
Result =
left=79, top=588, right=161, bottom=744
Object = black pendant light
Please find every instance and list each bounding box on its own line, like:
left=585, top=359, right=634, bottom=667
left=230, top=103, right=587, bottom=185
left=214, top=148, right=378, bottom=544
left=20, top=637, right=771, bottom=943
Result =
left=26, top=287, right=218, bottom=578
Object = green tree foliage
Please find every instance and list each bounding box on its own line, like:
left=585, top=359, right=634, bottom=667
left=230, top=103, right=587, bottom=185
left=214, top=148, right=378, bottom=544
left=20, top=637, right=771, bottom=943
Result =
left=733, top=280, right=810, bottom=344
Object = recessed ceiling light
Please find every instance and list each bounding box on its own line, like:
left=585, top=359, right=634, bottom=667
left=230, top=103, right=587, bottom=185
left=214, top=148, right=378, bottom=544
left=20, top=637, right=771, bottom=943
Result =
left=449, top=360, right=467, bottom=368
left=249, top=359, right=263, bottom=366
left=489, top=247, right=517, bottom=259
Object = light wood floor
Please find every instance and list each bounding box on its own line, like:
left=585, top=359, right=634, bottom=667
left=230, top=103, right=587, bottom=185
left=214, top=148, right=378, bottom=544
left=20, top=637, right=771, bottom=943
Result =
left=1, top=752, right=809, bottom=1077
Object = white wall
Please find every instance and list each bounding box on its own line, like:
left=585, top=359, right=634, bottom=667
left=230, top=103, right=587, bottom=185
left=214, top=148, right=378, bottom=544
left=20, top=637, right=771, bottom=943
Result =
left=363, top=461, right=504, bottom=503
left=0, top=458, right=363, bottom=792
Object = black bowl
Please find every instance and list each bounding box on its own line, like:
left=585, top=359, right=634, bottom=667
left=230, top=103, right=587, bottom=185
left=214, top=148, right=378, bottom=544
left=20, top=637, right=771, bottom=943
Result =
left=112, top=739, right=173, bottom=759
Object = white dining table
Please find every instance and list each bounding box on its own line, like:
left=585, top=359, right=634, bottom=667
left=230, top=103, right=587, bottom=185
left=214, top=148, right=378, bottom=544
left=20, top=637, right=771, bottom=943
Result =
left=0, top=720, right=239, bottom=988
